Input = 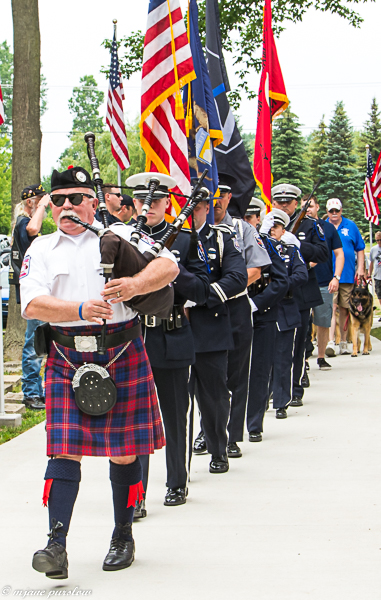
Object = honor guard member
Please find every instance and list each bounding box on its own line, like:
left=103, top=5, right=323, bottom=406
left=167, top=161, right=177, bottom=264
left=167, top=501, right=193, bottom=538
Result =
left=244, top=197, right=265, bottom=230
left=246, top=210, right=289, bottom=441
left=20, top=166, right=179, bottom=577
left=128, top=173, right=209, bottom=509
left=214, top=173, right=271, bottom=458
left=272, top=184, right=329, bottom=407
left=268, top=210, right=309, bottom=419
left=189, top=198, right=248, bottom=473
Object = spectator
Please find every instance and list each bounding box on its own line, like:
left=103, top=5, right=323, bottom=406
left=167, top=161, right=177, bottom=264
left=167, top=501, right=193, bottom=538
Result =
left=301, top=195, right=345, bottom=369
left=368, top=231, right=381, bottom=320
left=326, top=198, right=365, bottom=355
left=9, top=184, right=50, bottom=410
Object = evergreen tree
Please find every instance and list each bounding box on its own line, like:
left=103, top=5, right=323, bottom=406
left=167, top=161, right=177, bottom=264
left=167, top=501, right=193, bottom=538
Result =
left=306, top=116, right=328, bottom=183
left=319, top=101, right=365, bottom=227
left=271, top=107, right=311, bottom=193
left=68, top=75, right=104, bottom=134
left=355, top=98, right=381, bottom=172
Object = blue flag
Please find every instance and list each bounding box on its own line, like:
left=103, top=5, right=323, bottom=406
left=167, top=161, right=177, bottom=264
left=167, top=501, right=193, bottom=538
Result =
left=183, top=0, right=223, bottom=222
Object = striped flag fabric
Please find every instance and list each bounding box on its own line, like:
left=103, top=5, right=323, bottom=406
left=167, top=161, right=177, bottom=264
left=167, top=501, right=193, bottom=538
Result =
left=0, top=82, right=5, bottom=126
left=106, top=33, right=130, bottom=170
left=140, top=0, right=196, bottom=222
left=363, top=149, right=380, bottom=225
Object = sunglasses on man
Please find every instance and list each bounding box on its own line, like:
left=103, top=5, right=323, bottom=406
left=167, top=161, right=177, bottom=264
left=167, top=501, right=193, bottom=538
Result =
left=328, top=209, right=340, bottom=214
left=50, top=193, right=94, bottom=207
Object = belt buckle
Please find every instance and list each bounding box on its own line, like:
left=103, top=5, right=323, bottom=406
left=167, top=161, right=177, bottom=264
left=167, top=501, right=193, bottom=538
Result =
left=145, top=315, right=157, bottom=328
left=74, top=336, right=98, bottom=352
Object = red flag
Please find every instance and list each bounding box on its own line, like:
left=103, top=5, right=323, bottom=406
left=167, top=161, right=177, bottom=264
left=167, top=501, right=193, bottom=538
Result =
left=253, top=0, right=289, bottom=211
left=363, top=149, right=380, bottom=225
left=0, top=82, right=5, bottom=126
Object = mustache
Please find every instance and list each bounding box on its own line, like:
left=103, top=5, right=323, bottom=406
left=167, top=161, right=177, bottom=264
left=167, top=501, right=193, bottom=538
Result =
left=57, top=209, right=80, bottom=225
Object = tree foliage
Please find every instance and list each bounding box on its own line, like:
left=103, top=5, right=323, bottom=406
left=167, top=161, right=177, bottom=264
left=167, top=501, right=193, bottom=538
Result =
left=68, top=75, right=104, bottom=134
left=306, top=116, right=328, bottom=184
left=0, top=135, right=12, bottom=234
left=355, top=97, right=381, bottom=172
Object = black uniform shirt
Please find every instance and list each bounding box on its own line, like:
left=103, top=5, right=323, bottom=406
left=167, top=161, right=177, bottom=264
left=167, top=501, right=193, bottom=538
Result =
left=251, top=236, right=289, bottom=322
left=277, top=244, right=309, bottom=332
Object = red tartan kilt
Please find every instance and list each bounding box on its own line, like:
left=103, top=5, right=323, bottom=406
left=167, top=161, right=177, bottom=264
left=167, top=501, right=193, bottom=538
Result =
left=45, top=319, right=165, bottom=457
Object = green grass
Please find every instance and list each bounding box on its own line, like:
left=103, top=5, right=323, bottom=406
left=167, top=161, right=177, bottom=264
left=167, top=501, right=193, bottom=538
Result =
left=0, top=408, right=46, bottom=445
left=371, top=328, right=381, bottom=342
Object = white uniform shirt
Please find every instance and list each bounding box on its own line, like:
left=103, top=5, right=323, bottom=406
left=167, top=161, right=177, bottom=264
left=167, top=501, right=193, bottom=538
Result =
left=20, top=221, right=177, bottom=327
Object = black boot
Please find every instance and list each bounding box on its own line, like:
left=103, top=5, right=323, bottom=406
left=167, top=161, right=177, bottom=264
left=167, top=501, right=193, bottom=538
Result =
left=103, top=523, right=135, bottom=571
left=193, top=430, right=207, bottom=454
left=32, top=519, right=68, bottom=579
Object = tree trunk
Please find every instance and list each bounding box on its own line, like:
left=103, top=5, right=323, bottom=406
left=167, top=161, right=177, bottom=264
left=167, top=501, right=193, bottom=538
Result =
left=4, top=0, right=41, bottom=360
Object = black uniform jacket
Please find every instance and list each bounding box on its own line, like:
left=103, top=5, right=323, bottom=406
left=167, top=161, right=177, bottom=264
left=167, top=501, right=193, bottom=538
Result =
left=287, top=213, right=329, bottom=311
left=189, top=223, right=248, bottom=353
left=141, top=221, right=210, bottom=369
left=250, top=236, right=289, bottom=323
left=277, top=244, right=309, bottom=332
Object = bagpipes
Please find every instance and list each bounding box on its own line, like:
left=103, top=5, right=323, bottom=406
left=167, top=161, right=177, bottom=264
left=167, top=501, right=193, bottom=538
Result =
left=68, top=132, right=209, bottom=353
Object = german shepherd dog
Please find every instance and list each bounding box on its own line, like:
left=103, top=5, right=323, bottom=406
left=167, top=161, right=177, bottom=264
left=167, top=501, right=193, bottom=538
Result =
left=348, top=279, right=373, bottom=357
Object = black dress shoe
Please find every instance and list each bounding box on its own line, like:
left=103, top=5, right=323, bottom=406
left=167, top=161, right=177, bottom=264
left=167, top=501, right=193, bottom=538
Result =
left=32, top=542, right=68, bottom=579
left=227, top=442, right=242, bottom=458
left=103, top=523, right=135, bottom=571
left=301, top=371, right=310, bottom=388
left=276, top=408, right=287, bottom=419
left=289, top=396, right=303, bottom=407
left=164, top=487, right=187, bottom=506
left=249, top=432, right=262, bottom=442
left=23, top=396, right=45, bottom=410
left=134, top=499, right=147, bottom=520
left=193, top=430, right=207, bottom=454
left=209, top=454, right=229, bottom=473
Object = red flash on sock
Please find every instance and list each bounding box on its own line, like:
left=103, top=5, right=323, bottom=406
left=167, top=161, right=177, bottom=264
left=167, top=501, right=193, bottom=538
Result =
left=127, top=481, right=144, bottom=508
left=43, top=479, right=53, bottom=507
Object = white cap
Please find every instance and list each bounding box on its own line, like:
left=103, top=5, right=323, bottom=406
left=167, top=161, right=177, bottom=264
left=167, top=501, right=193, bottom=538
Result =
left=326, top=198, right=342, bottom=212
left=271, top=183, right=301, bottom=202
left=126, top=172, right=176, bottom=199
left=271, top=207, right=290, bottom=228
left=246, top=197, right=265, bottom=215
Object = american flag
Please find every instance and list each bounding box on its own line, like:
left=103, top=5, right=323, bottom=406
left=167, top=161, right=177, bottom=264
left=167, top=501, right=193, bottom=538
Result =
left=0, top=82, right=5, bottom=126
left=140, top=0, right=195, bottom=222
left=363, top=150, right=380, bottom=225
left=106, top=34, right=130, bottom=170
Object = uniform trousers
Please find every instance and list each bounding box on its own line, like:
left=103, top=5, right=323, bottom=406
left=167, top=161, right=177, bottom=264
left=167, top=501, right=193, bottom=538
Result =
left=189, top=351, right=230, bottom=457
left=292, top=308, right=311, bottom=399
left=246, top=320, right=277, bottom=434
left=272, top=328, right=296, bottom=409
left=226, top=296, right=253, bottom=443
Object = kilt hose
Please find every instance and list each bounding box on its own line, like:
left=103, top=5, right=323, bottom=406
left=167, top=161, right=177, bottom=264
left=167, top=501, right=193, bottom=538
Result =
left=45, top=319, right=165, bottom=457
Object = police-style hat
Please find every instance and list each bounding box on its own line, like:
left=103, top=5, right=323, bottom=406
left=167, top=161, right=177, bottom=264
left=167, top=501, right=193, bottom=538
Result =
left=120, top=194, right=134, bottom=208
left=326, top=198, right=342, bottom=212
left=271, top=183, right=301, bottom=202
left=126, top=172, right=176, bottom=200
left=21, top=184, right=46, bottom=201
left=271, top=207, right=290, bottom=228
left=246, top=197, right=265, bottom=216
left=218, top=172, right=237, bottom=194
left=51, top=166, right=94, bottom=192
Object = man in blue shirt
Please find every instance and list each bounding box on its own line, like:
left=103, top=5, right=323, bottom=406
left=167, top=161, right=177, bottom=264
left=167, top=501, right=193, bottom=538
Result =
left=326, top=198, right=365, bottom=355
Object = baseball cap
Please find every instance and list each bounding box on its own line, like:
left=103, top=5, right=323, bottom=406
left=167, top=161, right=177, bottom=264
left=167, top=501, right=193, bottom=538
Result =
left=326, top=198, right=342, bottom=212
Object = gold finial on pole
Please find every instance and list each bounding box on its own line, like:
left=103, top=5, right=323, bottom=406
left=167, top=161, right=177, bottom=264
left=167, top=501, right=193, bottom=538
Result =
left=113, top=19, right=117, bottom=36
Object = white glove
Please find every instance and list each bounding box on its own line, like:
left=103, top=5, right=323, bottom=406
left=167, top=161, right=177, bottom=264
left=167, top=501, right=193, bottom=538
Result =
left=249, top=298, right=258, bottom=313
left=281, top=231, right=301, bottom=248
left=259, top=213, right=274, bottom=235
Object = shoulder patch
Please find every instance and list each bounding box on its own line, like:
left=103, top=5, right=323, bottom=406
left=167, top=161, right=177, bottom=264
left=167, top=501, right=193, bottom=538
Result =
left=254, top=231, right=266, bottom=251
left=233, top=236, right=242, bottom=252
left=19, top=255, right=31, bottom=279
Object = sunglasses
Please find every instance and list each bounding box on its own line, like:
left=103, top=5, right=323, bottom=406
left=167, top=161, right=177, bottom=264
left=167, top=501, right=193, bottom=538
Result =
left=328, top=209, right=340, bottom=214
left=111, top=192, right=122, bottom=198
left=50, top=193, right=94, bottom=207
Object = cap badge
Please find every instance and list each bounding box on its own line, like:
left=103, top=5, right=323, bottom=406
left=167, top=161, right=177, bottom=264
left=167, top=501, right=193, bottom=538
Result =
left=75, top=171, right=87, bottom=183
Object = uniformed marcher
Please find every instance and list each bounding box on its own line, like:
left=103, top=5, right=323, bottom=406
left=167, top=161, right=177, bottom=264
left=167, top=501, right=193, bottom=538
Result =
left=246, top=209, right=289, bottom=441
left=244, top=197, right=265, bottom=230
left=272, top=184, right=329, bottom=407
left=214, top=174, right=271, bottom=458
left=20, top=166, right=179, bottom=577
left=128, top=174, right=209, bottom=508
left=268, top=210, right=309, bottom=419
left=189, top=199, right=248, bottom=473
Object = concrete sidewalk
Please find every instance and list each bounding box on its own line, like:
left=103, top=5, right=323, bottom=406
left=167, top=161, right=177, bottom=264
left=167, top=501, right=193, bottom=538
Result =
left=1, top=338, right=380, bottom=600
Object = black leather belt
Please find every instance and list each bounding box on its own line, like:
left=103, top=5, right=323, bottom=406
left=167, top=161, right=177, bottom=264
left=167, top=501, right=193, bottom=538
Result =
left=50, top=323, right=141, bottom=352
left=145, top=305, right=184, bottom=331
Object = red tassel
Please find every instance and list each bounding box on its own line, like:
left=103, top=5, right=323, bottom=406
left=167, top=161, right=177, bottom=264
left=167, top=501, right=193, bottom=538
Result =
left=127, top=481, right=144, bottom=508
left=42, top=479, right=53, bottom=507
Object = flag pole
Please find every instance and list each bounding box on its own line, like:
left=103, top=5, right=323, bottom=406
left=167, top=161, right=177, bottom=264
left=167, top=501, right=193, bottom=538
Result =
left=366, top=144, right=374, bottom=305
left=113, top=18, right=122, bottom=189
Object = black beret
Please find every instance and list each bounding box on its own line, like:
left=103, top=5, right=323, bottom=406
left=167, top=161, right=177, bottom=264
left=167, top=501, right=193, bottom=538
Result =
left=51, top=166, right=94, bottom=192
left=120, top=194, right=134, bottom=207
left=21, top=184, right=46, bottom=201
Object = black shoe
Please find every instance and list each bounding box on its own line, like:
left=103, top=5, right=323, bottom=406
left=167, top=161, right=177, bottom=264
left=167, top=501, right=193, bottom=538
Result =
left=164, top=487, right=187, bottom=506
left=289, top=396, right=303, bottom=407
left=23, top=396, right=45, bottom=410
left=209, top=454, right=229, bottom=473
left=301, top=371, right=310, bottom=388
left=249, top=432, right=262, bottom=442
left=305, top=361, right=310, bottom=371
left=32, top=542, right=68, bottom=579
left=133, top=499, right=147, bottom=520
left=276, top=408, right=287, bottom=419
left=103, top=523, right=135, bottom=571
left=317, top=357, right=332, bottom=370
left=193, top=431, right=207, bottom=454
left=227, top=442, right=242, bottom=458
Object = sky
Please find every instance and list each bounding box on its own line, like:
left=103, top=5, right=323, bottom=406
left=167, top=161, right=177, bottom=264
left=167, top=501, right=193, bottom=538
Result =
left=3, top=0, right=381, bottom=177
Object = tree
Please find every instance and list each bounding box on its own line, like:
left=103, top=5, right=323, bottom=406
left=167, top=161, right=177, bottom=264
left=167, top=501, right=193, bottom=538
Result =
left=5, top=0, right=42, bottom=361
left=68, top=75, right=104, bottom=134
left=306, top=115, right=328, bottom=184
left=355, top=98, right=381, bottom=172
left=0, top=135, right=12, bottom=234
left=271, top=106, right=311, bottom=193
left=102, top=0, right=370, bottom=109
left=319, top=101, right=364, bottom=226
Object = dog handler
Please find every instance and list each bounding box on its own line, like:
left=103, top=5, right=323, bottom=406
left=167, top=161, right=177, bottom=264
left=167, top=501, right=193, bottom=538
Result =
left=20, top=166, right=179, bottom=577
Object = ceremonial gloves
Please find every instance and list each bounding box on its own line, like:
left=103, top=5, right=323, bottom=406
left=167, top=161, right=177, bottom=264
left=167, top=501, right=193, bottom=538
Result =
left=259, top=213, right=274, bottom=236
left=281, top=231, right=301, bottom=248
